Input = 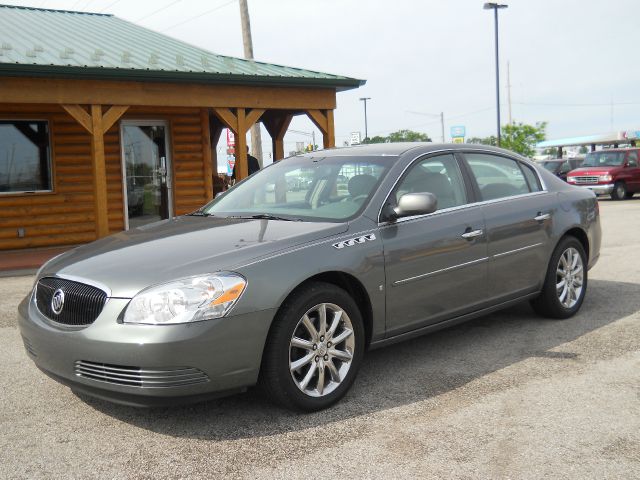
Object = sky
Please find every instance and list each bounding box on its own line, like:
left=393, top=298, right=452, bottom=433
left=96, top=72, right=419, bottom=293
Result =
left=5, top=0, right=640, bottom=167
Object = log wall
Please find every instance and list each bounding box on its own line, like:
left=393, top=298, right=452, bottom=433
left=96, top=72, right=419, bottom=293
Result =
left=0, top=104, right=209, bottom=250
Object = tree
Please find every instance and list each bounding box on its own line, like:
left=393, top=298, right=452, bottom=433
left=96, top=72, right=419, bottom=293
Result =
left=466, top=122, right=547, bottom=157
left=363, top=129, right=431, bottom=144
left=467, top=136, right=497, bottom=146
left=501, top=121, right=547, bottom=157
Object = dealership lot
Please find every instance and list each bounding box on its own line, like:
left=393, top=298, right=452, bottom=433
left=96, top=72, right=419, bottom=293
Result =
left=1, top=199, right=639, bottom=479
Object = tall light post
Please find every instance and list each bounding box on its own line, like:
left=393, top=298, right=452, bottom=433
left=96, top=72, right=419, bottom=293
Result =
left=359, top=97, right=371, bottom=141
left=484, top=2, right=508, bottom=146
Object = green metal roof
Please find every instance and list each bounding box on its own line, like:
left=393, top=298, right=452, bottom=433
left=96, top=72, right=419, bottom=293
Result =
left=0, top=4, right=364, bottom=91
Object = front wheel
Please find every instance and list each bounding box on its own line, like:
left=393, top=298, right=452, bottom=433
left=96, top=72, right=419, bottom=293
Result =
left=531, top=236, right=587, bottom=319
left=611, top=181, right=627, bottom=200
left=259, top=282, right=365, bottom=411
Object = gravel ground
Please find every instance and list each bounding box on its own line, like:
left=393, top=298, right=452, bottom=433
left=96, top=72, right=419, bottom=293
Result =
left=1, top=199, right=639, bottom=479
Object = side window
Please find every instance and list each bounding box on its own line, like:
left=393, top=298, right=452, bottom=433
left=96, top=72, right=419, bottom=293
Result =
left=466, top=153, right=533, bottom=200
left=627, top=152, right=638, bottom=167
left=395, top=154, right=467, bottom=210
left=520, top=163, right=542, bottom=192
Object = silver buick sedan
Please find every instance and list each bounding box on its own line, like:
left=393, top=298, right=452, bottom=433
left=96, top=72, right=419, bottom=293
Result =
left=18, top=143, right=601, bottom=411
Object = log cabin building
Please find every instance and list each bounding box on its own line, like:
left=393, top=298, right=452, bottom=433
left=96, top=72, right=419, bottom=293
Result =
left=0, top=5, right=363, bottom=255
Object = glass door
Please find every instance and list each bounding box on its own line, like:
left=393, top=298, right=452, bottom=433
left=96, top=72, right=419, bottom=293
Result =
left=121, top=122, right=172, bottom=229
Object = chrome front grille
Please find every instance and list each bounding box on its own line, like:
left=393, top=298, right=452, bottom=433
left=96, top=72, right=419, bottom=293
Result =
left=74, top=360, right=210, bottom=388
left=35, top=277, right=107, bottom=326
left=573, top=176, right=600, bottom=185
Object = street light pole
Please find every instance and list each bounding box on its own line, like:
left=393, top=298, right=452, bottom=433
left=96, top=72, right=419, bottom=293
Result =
left=484, top=2, right=508, bottom=146
left=359, top=97, right=371, bottom=141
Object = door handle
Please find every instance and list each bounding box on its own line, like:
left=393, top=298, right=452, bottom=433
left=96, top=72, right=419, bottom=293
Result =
left=461, top=229, right=483, bottom=239
left=534, top=213, right=551, bottom=222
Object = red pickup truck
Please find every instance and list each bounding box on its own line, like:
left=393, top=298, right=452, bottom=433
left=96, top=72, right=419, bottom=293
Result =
left=566, top=148, right=640, bottom=200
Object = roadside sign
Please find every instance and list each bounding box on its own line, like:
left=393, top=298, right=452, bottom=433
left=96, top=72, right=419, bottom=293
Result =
left=350, top=131, right=362, bottom=145
left=450, top=125, right=466, bottom=138
left=452, top=137, right=464, bottom=144
left=226, top=129, right=235, bottom=146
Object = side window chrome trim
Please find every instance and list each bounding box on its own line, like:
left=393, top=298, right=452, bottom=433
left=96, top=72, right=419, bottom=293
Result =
left=377, top=148, right=548, bottom=224
left=378, top=190, right=550, bottom=227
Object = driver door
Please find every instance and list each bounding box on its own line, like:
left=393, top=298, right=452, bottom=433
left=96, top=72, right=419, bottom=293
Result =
left=380, top=153, right=488, bottom=337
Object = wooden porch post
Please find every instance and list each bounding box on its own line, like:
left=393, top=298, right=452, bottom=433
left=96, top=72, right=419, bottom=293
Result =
left=61, top=104, right=129, bottom=238
left=200, top=109, right=214, bottom=201
left=305, top=109, right=335, bottom=149
left=211, top=107, right=265, bottom=180
left=263, top=112, right=293, bottom=161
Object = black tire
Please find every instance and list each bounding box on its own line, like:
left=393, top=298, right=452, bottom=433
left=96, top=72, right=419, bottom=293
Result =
left=625, top=191, right=635, bottom=199
left=259, top=281, right=365, bottom=411
left=611, top=181, right=627, bottom=200
left=530, top=236, right=588, bottom=319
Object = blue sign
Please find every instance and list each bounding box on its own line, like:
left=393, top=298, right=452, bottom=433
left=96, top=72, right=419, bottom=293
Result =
left=450, top=125, right=466, bottom=138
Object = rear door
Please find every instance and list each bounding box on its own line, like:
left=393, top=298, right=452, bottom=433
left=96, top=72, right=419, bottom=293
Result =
left=461, top=152, right=553, bottom=303
left=625, top=151, right=640, bottom=193
left=380, top=153, right=488, bottom=336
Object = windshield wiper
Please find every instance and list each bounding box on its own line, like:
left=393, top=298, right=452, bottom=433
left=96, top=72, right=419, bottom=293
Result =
left=228, top=214, right=302, bottom=221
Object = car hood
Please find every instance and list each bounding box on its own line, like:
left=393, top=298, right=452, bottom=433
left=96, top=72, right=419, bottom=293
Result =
left=40, top=216, right=348, bottom=298
left=569, top=166, right=620, bottom=175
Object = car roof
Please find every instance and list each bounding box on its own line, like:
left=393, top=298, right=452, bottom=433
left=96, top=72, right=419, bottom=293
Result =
left=588, top=148, right=640, bottom=153
left=297, top=142, right=527, bottom=159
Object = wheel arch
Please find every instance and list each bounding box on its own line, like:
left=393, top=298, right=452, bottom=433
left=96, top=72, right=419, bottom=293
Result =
left=272, top=271, right=374, bottom=349
left=559, top=226, right=590, bottom=259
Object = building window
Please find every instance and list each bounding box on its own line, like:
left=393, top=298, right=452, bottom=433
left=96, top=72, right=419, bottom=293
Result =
left=0, top=120, right=51, bottom=193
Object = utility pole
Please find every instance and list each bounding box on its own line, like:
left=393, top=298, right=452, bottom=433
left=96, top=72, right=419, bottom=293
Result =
left=239, top=0, right=263, bottom=165
left=359, top=97, right=371, bottom=140
left=440, top=112, right=445, bottom=143
left=506, top=61, right=512, bottom=125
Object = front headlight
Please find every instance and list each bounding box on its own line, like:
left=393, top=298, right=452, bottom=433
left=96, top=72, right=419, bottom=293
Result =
left=567, top=176, right=576, bottom=183
left=598, top=174, right=612, bottom=182
left=123, top=273, right=246, bottom=325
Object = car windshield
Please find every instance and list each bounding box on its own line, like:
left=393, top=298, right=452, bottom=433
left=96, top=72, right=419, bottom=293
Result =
left=582, top=152, right=626, bottom=167
left=201, top=155, right=393, bottom=222
left=541, top=161, right=563, bottom=173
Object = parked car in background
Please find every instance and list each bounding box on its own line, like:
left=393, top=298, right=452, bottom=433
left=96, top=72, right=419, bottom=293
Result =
left=566, top=148, right=640, bottom=200
left=540, top=158, right=584, bottom=182
left=19, top=144, right=601, bottom=412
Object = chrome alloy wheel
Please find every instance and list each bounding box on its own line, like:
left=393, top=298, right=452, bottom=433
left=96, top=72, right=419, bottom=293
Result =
left=289, top=303, right=355, bottom=397
left=556, top=247, right=584, bottom=309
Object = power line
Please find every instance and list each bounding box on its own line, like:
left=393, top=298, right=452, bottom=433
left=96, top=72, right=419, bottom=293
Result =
left=161, top=0, right=237, bottom=32
left=134, top=0, right=184, bottom=23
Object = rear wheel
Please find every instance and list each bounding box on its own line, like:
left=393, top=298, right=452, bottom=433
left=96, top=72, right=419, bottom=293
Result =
left=531, top=236, right=587, bottom=319
left=611, top=181, right=627, bottom=200
left=259, top=282, right=364, bottom=411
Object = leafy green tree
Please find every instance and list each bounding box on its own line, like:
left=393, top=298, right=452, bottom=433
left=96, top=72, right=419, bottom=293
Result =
left=364, top=135, right=388, bottom=144
left=467, top=136, right=497, bottom=146
left=501, top=122, right=547, bottom=157
left=578, top=146, right=588, bottom=154
left=387, top=129, right=431, bottom=142
left=363, top=129, right=431, bottom=144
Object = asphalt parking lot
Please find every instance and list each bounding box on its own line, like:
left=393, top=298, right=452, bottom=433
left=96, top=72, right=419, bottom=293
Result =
left=1, top=199, right=639, bottom=479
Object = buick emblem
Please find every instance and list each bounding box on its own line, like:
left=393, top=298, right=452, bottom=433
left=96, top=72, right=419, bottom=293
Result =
left=51, top=289, right=65, bottom=315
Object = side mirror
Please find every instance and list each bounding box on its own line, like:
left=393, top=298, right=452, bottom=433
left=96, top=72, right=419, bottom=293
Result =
left=391, top=192, right=438, bottom=220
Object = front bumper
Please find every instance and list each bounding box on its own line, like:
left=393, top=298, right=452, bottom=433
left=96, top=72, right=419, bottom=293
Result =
left=17, top=293, right=275, bottom=407
left=570, top=183, right=614, bottom=195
